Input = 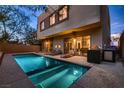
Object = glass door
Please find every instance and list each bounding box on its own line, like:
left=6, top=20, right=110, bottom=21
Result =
left=81, top=36, right=91, bottom=56
left=82, top=36, right=91, bottom=49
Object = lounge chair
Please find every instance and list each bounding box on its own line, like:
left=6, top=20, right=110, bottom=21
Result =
left=60, top=49, right=75, bottom=58
left=60, top=54, right=73, bottom=58
left=45, top=50, right=62, bottom=56
left=44, top=52, right=52, bottom=55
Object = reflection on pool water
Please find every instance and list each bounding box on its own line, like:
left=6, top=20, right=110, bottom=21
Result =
left=14, top=54, right=89, bottom=88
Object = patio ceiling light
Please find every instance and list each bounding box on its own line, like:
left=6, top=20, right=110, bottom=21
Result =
left=73, top=38, right=76, bottom=43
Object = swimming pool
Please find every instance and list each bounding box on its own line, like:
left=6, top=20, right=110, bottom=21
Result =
left=14, top=54, right=89, bottom=88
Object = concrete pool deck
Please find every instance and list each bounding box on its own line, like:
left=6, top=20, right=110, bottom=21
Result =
left=38, top=54, right=94, bottom=67
left=0, top=54, right=34, bottom=88
left=0, top=53, right=124, bottom=88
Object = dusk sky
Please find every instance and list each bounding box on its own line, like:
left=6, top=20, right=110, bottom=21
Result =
left=30, top=5, right=124, bottom=35
left=109, top=5, right=124, bottom=34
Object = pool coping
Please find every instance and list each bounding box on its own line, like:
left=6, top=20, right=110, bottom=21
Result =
left=12, top=52, right=93, bottom=87
left=37, top=53, right=95, bottom=67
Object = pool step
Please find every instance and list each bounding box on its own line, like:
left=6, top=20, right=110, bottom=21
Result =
left=48, top=68, right=88, bottom=88
left=29, top=65, right=68, bottom=84
left=36, top=68, right=70, bottom=88
left=36, top=67, right=88, bottom=88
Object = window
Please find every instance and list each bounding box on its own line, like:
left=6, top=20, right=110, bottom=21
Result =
left=59, top=6, right=68, bottom=21
left=41, top=21, right=45, bottom=31
left=50, top=14, right=56, bottom=25
left=40, top=6, right=69, bottom=31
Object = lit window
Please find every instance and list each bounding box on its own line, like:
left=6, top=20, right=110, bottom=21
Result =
left=41, top=21, right=45, bottom=30
left=58, top=45, right=61, bottom=48
left=50, top=14, right=55, bottom=25
left=59, top=6, right=68, bottom=21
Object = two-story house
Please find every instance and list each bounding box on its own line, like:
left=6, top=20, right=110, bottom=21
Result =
left=37, top=5, right=110, bottom=55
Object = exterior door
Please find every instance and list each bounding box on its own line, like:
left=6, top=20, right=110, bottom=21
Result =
left=82, top=36, right=91, bottom=49
left=81, top=36, right=91, bottom=56
left=76, top=41, right=81, bottom=50
left=43, top=40, right=52, bottom=52
left=64, top=38, right=73, bottom=54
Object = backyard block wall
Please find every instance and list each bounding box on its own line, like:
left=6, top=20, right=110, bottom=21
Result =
left=122, top=33, right=124, bottom=61
left=120, top=32, right=124, bottom=61
left=0, top=45, right=1, bottom=51
left=0, top=42, right=41, bottom=53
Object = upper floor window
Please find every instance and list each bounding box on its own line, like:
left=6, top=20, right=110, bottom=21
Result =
left=59, top=6, right=68, bottom=21
left=41, top=21, right=45, bottom=31
left=40, top=6, right=69, bottom=31
left=50, top=14, right=55, bottom=26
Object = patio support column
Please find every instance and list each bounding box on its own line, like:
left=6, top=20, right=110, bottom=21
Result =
left=73, top=38, right=77, bottom=55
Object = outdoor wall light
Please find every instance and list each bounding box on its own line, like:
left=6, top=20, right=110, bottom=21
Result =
left=55, top=45, right=58, bottom=48
left=55, top=45, right=61, bottom=49
left=45, top=42, right=49, bottom=45
left=58, top=45, right=61, bottom=48
left=73, top=38, right=76, bottom=43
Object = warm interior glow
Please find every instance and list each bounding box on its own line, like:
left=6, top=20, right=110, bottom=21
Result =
left=58, top=45, right=61, bottom=48
left=59, top=6, right=68, bottom=21
left=45, top=41, right=48, bottom=45
left=50, top=14, right=55, bottom=25
left=55, top=45, right=57, bottom=48
left=41, top=21, right=45, bottom=30
left=55, top=44, right=61, bottom=49
left=44, top=41, right=51, bottom=52
left=73, top=38, right=76, bottom=43
left=82, top=36, right=90, bottom=48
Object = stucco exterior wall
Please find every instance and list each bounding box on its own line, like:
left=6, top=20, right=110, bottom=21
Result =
left=37, top=5, right=100, bottom=39
left=91, top=28, right=102, bottom=48
left=100, top=6, right=111, bottom=47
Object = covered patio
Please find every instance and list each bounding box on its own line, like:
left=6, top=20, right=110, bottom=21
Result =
left=40, top=22, right=102, bottom=56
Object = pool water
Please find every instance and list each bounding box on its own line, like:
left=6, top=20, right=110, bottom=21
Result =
left=14, top=54, right=89, bottom=88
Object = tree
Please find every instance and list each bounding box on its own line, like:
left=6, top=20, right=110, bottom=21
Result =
left=0, top=12, right=10, bottom=41
left=23, top=26, right=37, bottom=45
left=0, top=5, right=47, bottom=42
